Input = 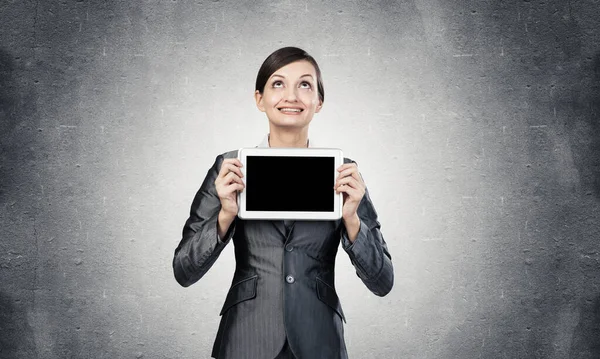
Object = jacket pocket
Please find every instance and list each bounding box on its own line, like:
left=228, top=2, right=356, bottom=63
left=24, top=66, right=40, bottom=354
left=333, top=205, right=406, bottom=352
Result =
left=316, top=276, right=346, bottom=323
left=219, top=274, right=258, bottom=316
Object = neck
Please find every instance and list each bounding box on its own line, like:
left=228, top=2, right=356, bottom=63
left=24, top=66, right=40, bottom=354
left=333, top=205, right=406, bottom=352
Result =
left=268, top=129, right=309, bottom=148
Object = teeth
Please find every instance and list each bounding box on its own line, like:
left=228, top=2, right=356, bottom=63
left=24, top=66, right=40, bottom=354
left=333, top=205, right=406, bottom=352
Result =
left=280, top=108, right=302, bottom=112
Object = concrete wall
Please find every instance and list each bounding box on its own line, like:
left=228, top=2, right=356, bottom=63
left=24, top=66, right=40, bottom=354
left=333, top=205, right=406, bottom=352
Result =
left=1, top=1, right=599, bottom=358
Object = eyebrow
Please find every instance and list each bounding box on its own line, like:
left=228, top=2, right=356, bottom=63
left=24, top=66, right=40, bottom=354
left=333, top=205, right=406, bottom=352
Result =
left=271, top=74, right=314, bottom=80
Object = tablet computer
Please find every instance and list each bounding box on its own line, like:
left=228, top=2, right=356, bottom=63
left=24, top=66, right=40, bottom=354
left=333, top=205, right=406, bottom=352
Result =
left=237, top=147, right=344, bottom=220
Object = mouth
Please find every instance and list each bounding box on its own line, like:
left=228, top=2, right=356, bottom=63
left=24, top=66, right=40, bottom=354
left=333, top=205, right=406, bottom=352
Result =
left=278, top=107, right=304, bottom=114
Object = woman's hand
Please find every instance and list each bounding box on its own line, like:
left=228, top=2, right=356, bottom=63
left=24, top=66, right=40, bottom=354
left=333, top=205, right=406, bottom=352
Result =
left=215, top=158, right=245, bottom=218
left=334, top=163, right=366, bottom=221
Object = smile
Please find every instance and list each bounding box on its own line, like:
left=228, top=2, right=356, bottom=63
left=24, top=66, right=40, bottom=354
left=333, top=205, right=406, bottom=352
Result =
left=278, top=108, right=303, bottom=113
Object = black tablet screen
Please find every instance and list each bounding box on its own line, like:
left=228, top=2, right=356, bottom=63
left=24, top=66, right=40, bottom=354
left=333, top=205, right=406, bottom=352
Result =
left=246, top=156, right=334, bottom=212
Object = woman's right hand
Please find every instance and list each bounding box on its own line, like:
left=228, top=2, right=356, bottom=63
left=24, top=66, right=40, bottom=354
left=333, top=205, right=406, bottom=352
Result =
left=214, top=158, right=245, bottom=217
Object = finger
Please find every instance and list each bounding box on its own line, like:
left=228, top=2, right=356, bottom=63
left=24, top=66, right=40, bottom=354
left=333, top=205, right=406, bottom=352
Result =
left=341, top=178, right=363, bottom=194
left=337, top=182, right=364, bottom=201
left=350, top=176, right=366, bottom=191
left=335, top=176, right=360, bottom=190
left=224, top=158, right=243, bottom=167
left=337, top=163, right=357, bottom=172
left=334, top=176, right=349, bottom=188
left=224, top=171, right=244, bottom=185
left=335, top=184, right=358, bottom=198
left=335, top=179, right=354, bottom=191
left=336, top=163, right=356, bottom=171
left=216, top=171, right=244, bottom=188
left=222, top=182, right=245, bottom=196
left=337, top=167, right=360, bottom=184
left=220, top=162, right=244, bottom=179
left=338, top=166, right=361, bottom=182
left=349, top=170, right=364, bottom=187
left=224, top=162, right=244, bottom=177
left=337, top=170, right=356, bottom=185
left=221, top=158, right=243, bottom=173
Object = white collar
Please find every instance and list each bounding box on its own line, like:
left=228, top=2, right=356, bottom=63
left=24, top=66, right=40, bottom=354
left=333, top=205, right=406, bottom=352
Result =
left=256, top=133, right=315, bottom=148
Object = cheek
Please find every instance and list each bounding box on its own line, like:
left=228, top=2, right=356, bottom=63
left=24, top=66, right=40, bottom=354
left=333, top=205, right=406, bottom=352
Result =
left=300, top=92, right=320, bottom=108
left=265, top=94, right=282, bottom=108
left=309, top=97, right=321, bottom=108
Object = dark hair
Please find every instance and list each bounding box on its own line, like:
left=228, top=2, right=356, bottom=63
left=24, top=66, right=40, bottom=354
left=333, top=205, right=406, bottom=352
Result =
left=255, top=47, right=325, bottom=103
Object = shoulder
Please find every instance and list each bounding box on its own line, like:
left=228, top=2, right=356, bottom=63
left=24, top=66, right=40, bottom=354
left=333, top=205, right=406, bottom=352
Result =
left=344, top=157, right=357, bottom=165
left=219, top=149, right=239, bottom=159
left=204, top=150, right=239, bottom=171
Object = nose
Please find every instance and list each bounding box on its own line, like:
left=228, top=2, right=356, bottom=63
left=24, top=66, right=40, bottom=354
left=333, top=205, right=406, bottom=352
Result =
left=284, top=86, right=298, bottom=102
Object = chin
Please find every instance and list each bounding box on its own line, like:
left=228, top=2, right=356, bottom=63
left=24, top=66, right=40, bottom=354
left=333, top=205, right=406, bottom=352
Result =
left=271, top=117, right=309, bottom=126
left=284, top=119, right=312, bottom=127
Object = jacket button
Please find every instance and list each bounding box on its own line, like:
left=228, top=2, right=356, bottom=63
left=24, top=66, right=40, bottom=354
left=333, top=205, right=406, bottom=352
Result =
left=285, top=244, right=294, bottom=252
left=286, top=275, right=295, bottom=284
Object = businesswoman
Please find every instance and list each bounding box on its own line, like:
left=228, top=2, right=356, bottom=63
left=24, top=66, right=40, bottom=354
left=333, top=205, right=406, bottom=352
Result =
left=173, top=47, right=394, bottom=359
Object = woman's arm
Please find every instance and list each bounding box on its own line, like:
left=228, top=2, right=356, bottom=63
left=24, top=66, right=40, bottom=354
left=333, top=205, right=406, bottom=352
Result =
left=172, top=154, right=237, bottom=287
left=340, top=172, right=394, bottom=297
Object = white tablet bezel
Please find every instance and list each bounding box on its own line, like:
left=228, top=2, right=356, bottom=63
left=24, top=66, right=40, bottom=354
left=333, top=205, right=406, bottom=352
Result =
left=237, top=147, right=344, bottom=220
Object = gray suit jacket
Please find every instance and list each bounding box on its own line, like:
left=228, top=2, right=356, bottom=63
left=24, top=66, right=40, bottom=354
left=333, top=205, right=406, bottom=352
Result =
left=172, top=149, right=394, bottom=359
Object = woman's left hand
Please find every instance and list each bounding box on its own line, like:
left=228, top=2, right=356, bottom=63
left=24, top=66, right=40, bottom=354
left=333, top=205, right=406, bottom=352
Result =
left=334, top=163, right=366, bottom=220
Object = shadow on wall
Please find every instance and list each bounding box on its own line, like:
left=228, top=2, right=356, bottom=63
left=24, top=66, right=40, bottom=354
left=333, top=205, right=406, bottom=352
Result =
left=435, top=50, right=600, bottom=359
left=588, top=53, right=600, bottom=197
left=0, top=46, right=17, bottom=203
left=0, top=46, right=38, bottom=203
left=0, top=291, right=37, bottom=358
left=564, top=53, right=600, bottom=359
left=0, top=47, right=38, bottom=357
left=570, top=295, right=600, bottom=358
left=569, top=52, right=600, bottom=198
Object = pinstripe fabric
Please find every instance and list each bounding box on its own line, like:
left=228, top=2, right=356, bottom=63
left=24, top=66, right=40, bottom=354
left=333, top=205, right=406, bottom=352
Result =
left=172, top=135, right=394, bottom=359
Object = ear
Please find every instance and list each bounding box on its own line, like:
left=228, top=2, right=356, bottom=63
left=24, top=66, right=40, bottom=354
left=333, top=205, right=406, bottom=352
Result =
left=315, top=99, right=323, bottom=113
left=254, top=90, right=266, bottom=112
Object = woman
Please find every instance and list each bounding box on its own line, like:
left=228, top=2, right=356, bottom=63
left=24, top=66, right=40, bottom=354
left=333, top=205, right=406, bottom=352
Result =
left=173, top=47, right=394, bottom=359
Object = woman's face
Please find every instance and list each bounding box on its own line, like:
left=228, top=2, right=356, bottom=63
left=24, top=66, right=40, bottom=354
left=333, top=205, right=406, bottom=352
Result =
left=255, top=60, right=322, bottom=131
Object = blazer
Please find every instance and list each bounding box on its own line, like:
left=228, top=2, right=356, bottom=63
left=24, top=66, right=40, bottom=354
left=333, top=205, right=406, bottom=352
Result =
left=172, top=146, right=394, bottom=359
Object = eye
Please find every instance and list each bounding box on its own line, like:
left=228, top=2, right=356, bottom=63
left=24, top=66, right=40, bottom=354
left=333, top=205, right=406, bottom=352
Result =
left=272, top=80, right=283, bottom=88
left=299, top=81, right=312, bottom=89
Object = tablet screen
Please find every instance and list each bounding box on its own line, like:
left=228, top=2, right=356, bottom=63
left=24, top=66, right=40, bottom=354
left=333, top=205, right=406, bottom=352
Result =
left=246, top=156, right=334, bottom=212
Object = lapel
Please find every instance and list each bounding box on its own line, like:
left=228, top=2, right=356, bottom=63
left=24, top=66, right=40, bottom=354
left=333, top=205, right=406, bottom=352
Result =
left=272, top=221, right=287, bottom=238
left=271, top=220, right=295, bottom=239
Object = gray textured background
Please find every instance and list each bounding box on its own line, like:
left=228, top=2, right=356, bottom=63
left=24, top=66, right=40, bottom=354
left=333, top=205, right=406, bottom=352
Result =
left=1, top=1, right=600, bottom=358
